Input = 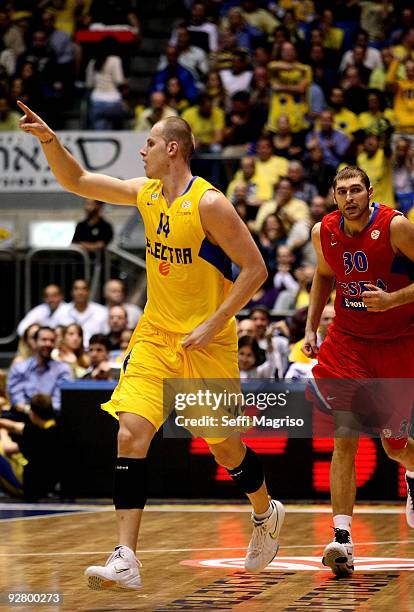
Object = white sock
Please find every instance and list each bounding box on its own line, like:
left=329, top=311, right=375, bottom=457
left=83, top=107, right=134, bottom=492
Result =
left=333, top=514, right=352, bottom=535
left=406, top=470, right=414, bottom=479
left=253, top=503, right=272, bottom=521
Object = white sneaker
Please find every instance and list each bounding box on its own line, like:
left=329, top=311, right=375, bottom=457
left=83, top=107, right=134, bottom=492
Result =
left=322, top=529, right=354, bottom=577
left=85, top=545, right=142, bottom=590
left=245, top=499, right=285, bottom=573
left=406, top=473, right=414, bottom=528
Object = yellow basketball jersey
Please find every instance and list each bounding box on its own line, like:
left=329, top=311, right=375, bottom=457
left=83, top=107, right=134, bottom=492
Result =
left=137, top=176, right=235, bottom=335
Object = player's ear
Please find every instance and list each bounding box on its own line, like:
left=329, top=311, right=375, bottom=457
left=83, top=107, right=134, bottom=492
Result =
left=167, top=140, right=178, bottom=156
left=368, top=186, right=373, bottom=200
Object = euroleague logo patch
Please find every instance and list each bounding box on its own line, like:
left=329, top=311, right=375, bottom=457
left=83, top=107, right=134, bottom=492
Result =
left=159, top=261, right=170, bottom=276
left=181, top=556, right=414, bottom=571
left=182, top=200, right=192, bottom=209
left=371, top=230, right=380, bottom=239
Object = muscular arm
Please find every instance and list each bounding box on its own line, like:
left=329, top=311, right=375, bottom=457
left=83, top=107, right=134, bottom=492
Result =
left=182, top=190, right=267, bottom=348
left=363, top=215, right=414, bottom=311
left=18, top=101, right=147, bottom=204
left=302, top=223, right=335, bottom=357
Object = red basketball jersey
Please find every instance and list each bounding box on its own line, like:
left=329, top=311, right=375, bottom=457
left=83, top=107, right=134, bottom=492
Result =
left=320, top=203, right=414, bottom=339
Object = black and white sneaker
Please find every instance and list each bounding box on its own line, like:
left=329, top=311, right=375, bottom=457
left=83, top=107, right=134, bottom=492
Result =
left=322, top=528, right=354, bottom=577
left=406, top=473, right=414, bottom=528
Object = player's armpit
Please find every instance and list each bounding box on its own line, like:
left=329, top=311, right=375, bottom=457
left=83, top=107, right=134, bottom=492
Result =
left=311, top=223, right=335, bottom=278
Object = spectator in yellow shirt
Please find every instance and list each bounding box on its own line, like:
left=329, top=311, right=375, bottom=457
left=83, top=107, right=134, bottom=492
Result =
left=357, top=133, right=395, bottom=207
left=226, top=156, right=273, bottom=205
left=254, top=134, right=289, bottom=189
left=181, top=94, right=225, bottom=148
left=387, top=59, right=414, bottom=134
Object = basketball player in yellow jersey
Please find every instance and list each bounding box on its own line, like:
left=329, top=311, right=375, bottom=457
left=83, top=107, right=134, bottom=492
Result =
left=18, top=101, right=285, bottom=591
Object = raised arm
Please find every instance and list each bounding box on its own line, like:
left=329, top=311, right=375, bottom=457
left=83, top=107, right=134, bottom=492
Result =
left=18, top=101, right=147, bottom=205
left=181, top=190, right=267, bottom=349
left=302, top=223, right=335, bottom=357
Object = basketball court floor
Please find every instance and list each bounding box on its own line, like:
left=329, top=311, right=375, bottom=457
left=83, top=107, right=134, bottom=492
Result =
left=0, top=501, right=413, bottom=611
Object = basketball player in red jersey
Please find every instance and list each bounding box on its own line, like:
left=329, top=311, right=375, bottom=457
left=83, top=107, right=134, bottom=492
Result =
left=302, top=166, right=414, bottom=576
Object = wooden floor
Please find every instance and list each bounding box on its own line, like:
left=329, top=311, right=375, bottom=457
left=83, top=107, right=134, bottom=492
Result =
left=0, top=502, right=413, bottom=611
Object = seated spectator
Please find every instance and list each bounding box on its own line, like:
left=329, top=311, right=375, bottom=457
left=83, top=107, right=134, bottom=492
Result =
left=255, top=212, right=286, bottom=279
left=391, top=26, right=414, bottom=64
left=254, top=135, right=289, bottom=190
left=328, top=87, right=359, bottom=137
left=106, top=305, right=128, bottom=353
left=340, top=28, right=383, bottom=74
left=250, top=65, right=271, bottom=126
left=360, top=1, right=393, bottom=45
left=159, top=26, right=209, bottom=83
left=251, top=176, right=310, bottom=238
left=287, top=160, right=318, bottom=204
left=238, top=335, right=281, bottom=379
left=341, top=66, right=368, bottom=115
left=224, top=7, right=263, bottom=51
left=393, top=137, right=414, bottom=212
left=120, top=329, right=133, bottom=353
left=72, top=199, right=113, bottom=253
left=222, top=91, right=264, bottom=155
left=63, top=279, right=108, bottom=347
left=182, top=93, right=225, bottom=151
left=269, top=114, right=304, bottom=160
left=267, top=41, right=311, bottom=133
left=209, top=28, right=238, bottom=72
left=135, top=91, right=177, bottom=131
left=177, top=1, right=219, bottom=53
left=164, top=76, right=191, bottom=114
left=272, top=245, right=299, bottom=311
left=13, top=324, right=40, bottom=366
left=390, top=9, right=414, bottom=47
left=387, top=59, right=414, bottom=134
left=300, top=195, right=330, bottom=266
left=41, top=11, right=74, bottom=94
left=249, top=304, right=289, bottom=372
left=220, top=49, right=253, bottom=100
left=0, top=9, right=25, bottom=59
left=357, top=89, right=394, bottom=138
left=303, top=142, right=336, bottom=196
left=307, top=43, right=337, bottom=98
left=357, top=133, right=395, bottom=207
left=369, top=47, right=394, bottom=91
left=239, top=0, right=279, bottom=36
left=285, top=303, right=335, bottom=380
left=0, top=96, right=20, bottom=130
left=85, top=36, right=127, bottom=130
left=237, top=318, right=256, bottom=338
left=82, top=334, right=113, bottom=380
left=17, top=284, right=70, bottom=338
left=318, top=8, right=345, bottom=53
left=205, top=70, right=226, bottom=108
left=226, top=156, right=273, bottom=211
left=103, top=279, right=142, bottom=331
left=306, top=109, right=351, bottom=169
left=0, top=393, right=60, bottom=501
left=152, top=45, right=199, bottom=104
left=52, top=323, right=89, bottom=378
left=7, top=327, right=72, bottom=413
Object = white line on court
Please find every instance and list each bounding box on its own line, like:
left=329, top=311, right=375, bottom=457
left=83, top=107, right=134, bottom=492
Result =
left=0, top=539, right=413, bottom=557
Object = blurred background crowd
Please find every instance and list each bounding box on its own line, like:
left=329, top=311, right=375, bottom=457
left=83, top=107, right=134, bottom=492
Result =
left=1, top=0, right=414, bottom=499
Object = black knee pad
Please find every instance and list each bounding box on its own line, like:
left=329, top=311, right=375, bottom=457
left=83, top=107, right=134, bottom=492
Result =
left=113, top=457, right=148, bottom=509
left=226, top=446, right=264, bottom=494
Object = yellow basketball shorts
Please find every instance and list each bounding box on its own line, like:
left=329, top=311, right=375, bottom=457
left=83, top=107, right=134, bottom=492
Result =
left=101, top=318, right=240, bottom=443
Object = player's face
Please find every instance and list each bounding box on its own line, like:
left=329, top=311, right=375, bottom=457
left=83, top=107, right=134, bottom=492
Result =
left=333, top=178, right=371, bottom=221
left=238, top=346, right=256, bottom=370
left=140, top=125, right=168, bottom=178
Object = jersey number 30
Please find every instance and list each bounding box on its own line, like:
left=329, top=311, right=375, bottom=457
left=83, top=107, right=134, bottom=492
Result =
left=343, top=251, right=368, bottom=275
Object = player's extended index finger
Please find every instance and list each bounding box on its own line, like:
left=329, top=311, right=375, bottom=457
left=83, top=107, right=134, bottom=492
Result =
left=17, top=100, right=38, bottom=120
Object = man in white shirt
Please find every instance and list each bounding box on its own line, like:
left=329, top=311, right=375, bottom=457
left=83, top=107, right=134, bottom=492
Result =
left=17, top=284, right=71, bottom=337
left=158, top=26, right=208, bottom=82
left=63, top=279, right=107, bottom=347
left=102, top=278, right=142, bottom=332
